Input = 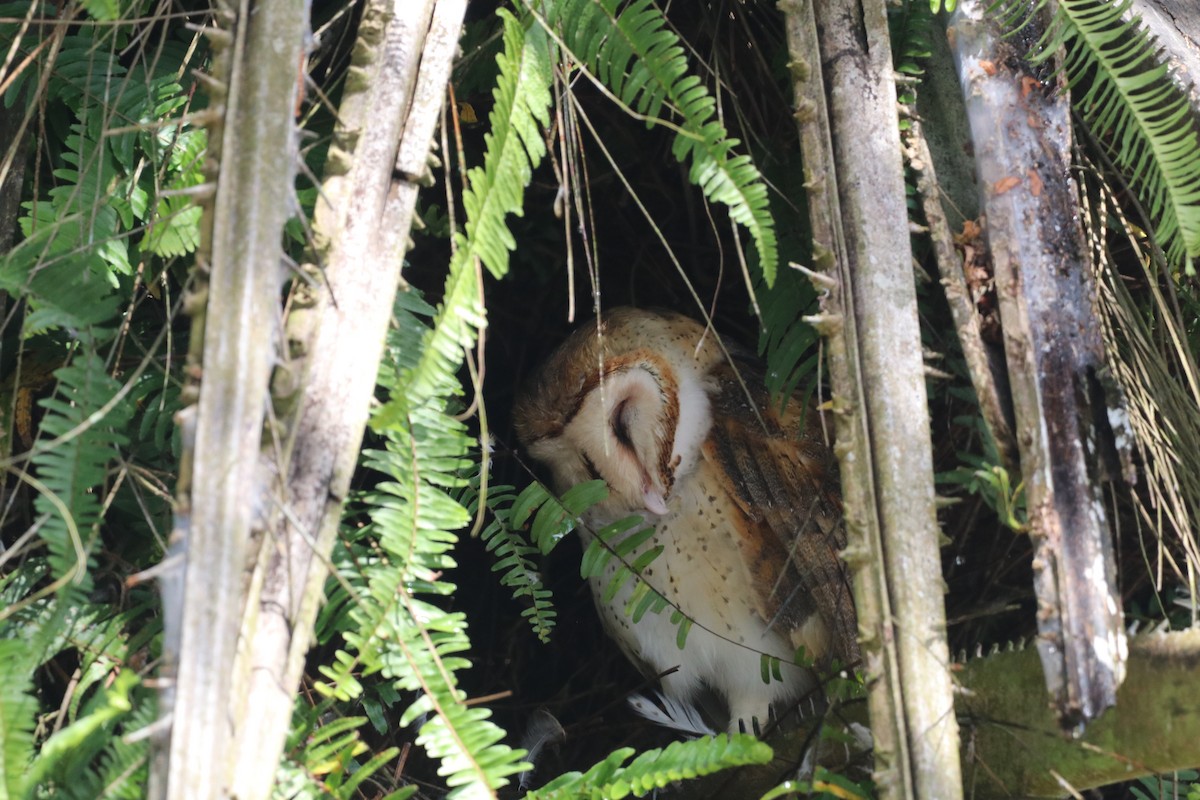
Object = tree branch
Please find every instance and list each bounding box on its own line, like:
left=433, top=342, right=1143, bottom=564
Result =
left=164, top=0, right=307, bottom=795
left=780, top=0, right=962, bottom=796
left=229, top=1, right=467, bottom=798
left=947, top=0, right=1128, bottom=731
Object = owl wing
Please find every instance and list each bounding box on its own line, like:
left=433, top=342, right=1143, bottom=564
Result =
left=701, top=357, right=860, bottom=667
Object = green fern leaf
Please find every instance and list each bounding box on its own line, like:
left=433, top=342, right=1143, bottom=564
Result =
left=0, top=641, right=37, bottom=800
left=530, top=479, right=607, bottom=552
left=62, top=692, right=154, bottom=800
left=324, top=11, right=554, bottom=796
left=5, top=32, right=201, bottom=298
left=476, top=484, right=559, bottom=642
left=143, top=128, right=207, bottom=258
left=25, top=669, right=138, bottom=794
left=78, top=0, right=120, bottom=22
left=32, top=352, right=133, bottom=594
left=525, top=734, right=773, bottom=799
left=376, top=10, right=553, bottom=429
left=321, top=296, right=529, bottom=796
left=538, top=0, right=779, bottom=283
left=578, top=515, right=642, bottom=579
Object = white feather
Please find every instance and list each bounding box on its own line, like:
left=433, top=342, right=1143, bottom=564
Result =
left=517, top=709, right=566, bottom=790
left=627, top=692, right=716, bottom=737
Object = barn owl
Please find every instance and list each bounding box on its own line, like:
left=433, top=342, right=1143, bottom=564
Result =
left=513, top=307, right=859, bottom=733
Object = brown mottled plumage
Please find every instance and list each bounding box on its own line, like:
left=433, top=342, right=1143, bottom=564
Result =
left=514, top=308, right=858, bottom=732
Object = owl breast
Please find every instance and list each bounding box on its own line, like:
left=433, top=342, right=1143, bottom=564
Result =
left=586, top=457, right=814, bottom=731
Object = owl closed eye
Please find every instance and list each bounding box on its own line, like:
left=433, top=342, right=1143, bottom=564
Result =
left=514, top=307, right=858, bottom=733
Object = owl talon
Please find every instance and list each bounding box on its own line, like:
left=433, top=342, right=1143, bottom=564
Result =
left=733, top=715, right=764, bottom=737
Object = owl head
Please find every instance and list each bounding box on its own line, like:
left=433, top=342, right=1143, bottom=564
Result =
left=514, top=308, right=721, bottom=520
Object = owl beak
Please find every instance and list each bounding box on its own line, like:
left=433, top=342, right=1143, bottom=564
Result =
left=642, top=485, right=669, bottom=516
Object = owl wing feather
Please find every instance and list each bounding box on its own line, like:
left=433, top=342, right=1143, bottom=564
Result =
left=701, top=357, right=860, bottom=667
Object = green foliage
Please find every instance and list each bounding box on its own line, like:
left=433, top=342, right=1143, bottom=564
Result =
left=313, top=16, right=557, bottom=794
left=280, top=712, right=400, bottom=800
left=0, top=588, right=158, bottom=799
left=0, top=1, right=198, bottom=794
left=143, top=126, right=208, bottom=258
left=7, top=0, right=1196, bottom=796
left=307, top=12, right=577, bottom=768
left=758, top=767, right=875, bottom=800
left=890, top=0, right=935, bottom=104
left=0, top=640, right=38, bottom=800
left=756, top=265, right=820, bottom=405
left=54, top=692, right=155, bottom=800
left=524, top=734, right=773, bottom=799
left=939, top=417, right=1028, bottom=532
left=1130, top=770, right=1200, bottom=800
left=510, top=479, right=607, bottom=553
left=582, top=515, right=691, bottom=639
left=374, top=10, right=552, bottom=432
left=532, top=0, right=780, bottom=284
left=502, top=482, right=691, bottom=647
left=26, top=669, right=138, bottom=793
left=317, top=292, right=530, bottom=797
left=31, top=352, right=134, bottom=596
left=475, top=483, right=559, bottom=642
left=2, top=30, right=201, bottom=309
left=1049, top=0, right=1200, bottom=268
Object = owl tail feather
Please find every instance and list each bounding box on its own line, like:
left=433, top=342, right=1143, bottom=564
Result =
left=627, top=692, right=716, bottom=737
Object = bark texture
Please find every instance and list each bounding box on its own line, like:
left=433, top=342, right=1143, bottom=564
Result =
left=907, top=116, right=1018, bottom=474
left=231, top=1, right=467, bottom=797
left=163, top=0, right=306, bottom=795
left=160, top=1, right=467, bottom=797
left=947, top=0, right=1127, bottom=732
left=780, top=0, right=961, bottom=796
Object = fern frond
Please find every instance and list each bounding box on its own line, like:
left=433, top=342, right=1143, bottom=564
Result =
left=502, top=477, right=691, bottom=648
left=288, top=713, right=399, bottom=798
left=2, top=26, right=201, bottom=306
left=319, top=293, right=529, bottom=796
left=891, top=0, right=935, bottom=83
left=25, top=668, right=138, bottom=794
left=376, top=9, right=553, bottom=428
left=144, top=127, right=207, bottom=258
left=509, top=479, right=607, bottom=553
left=534, top=0, right=779, bottom=283
left=1036, top=0, right=1200, bottom=268
left=78, top=694, right=154, bottom=800
left=0, top=578, right=155, bottom=794
left=322, top=25, right=559, bottom=790
left=475, top=484, right=558, bottom=643
left=756, top=266, right=819, bottom=403
left=31, top=352, right=133, bottom=595
left=524, top=734, right=773, bottom=799
left=0, top=641, right=37, bottom=800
